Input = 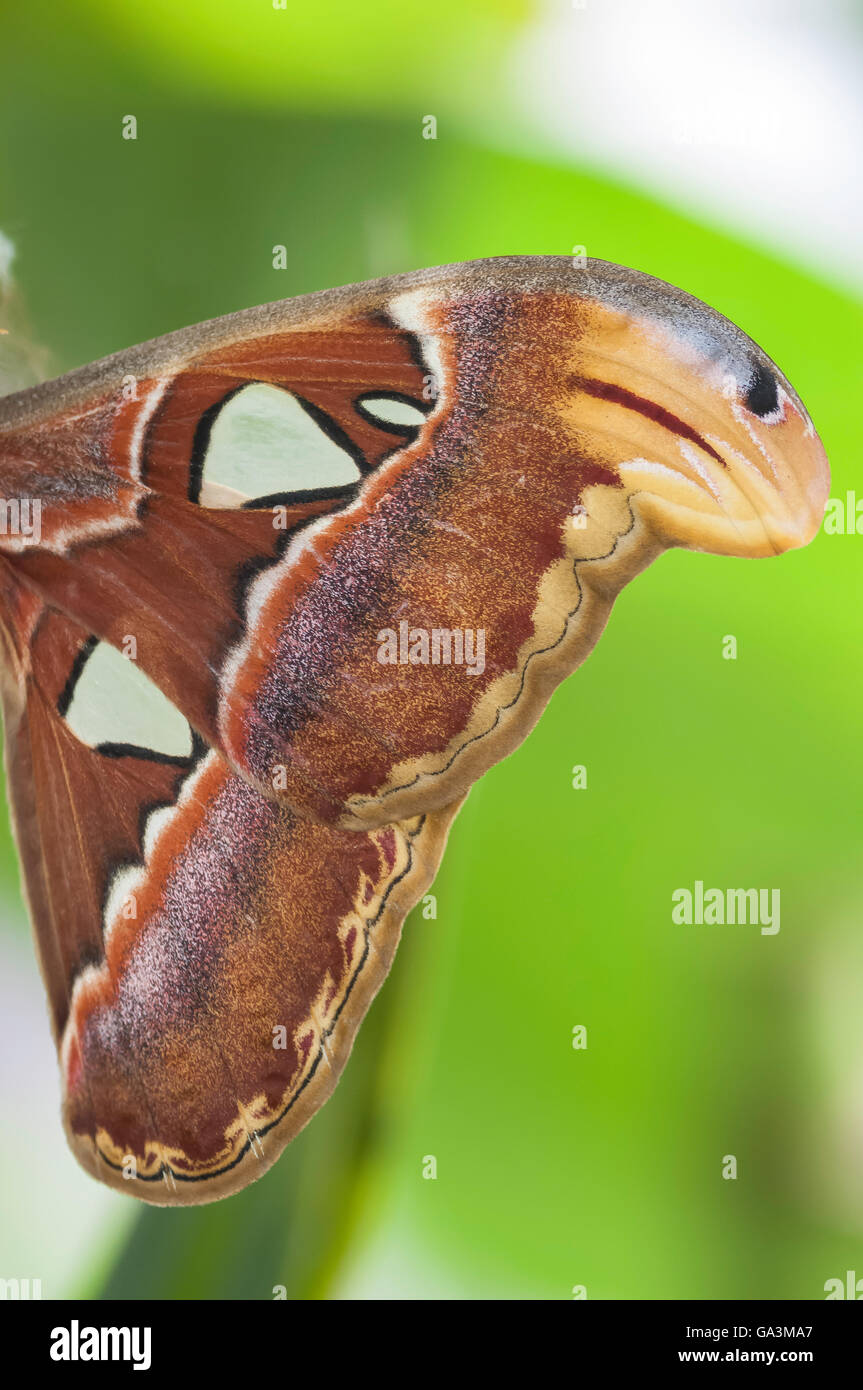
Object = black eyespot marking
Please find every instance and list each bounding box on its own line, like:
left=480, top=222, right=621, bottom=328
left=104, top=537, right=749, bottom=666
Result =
left=57, top=634, right=98, bottom=718
left=744, top=362, right=779, bottom=419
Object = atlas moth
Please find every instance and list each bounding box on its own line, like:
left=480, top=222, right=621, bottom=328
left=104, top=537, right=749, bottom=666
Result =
left=0, top=257, right=828, bottom=1203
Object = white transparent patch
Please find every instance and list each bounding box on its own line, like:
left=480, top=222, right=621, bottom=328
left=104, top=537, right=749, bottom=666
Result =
left=62, top=641, right=193, bottom=760
left=357, top=395, right=426, bottom=429
left=199, top=382, right=361, bottom=505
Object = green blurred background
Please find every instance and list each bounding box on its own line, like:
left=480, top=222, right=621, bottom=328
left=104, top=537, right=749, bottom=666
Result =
left=0, top=0, right=861, bottom=1300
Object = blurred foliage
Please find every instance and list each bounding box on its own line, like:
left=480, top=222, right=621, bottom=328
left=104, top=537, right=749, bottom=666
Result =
left=0, top=0, right=861, bottom=1300
left=4, top=1, right=529, bottom=116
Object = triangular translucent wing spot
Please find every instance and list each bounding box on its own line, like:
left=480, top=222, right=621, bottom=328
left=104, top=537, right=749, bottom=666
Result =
left=355, top=392, right=428, bottom=434
left=196, top=382, right=363, bottom=508
left=59, top=637, right=194, bottom=763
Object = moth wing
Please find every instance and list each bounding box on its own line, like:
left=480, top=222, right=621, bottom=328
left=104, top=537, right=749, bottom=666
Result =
left=0, top=258, right=829, bottom=832
left=0, top=571, right=457, bottom=1204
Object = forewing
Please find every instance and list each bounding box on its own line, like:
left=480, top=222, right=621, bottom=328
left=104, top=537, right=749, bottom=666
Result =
left=0, top=258, right=829, bottom=834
